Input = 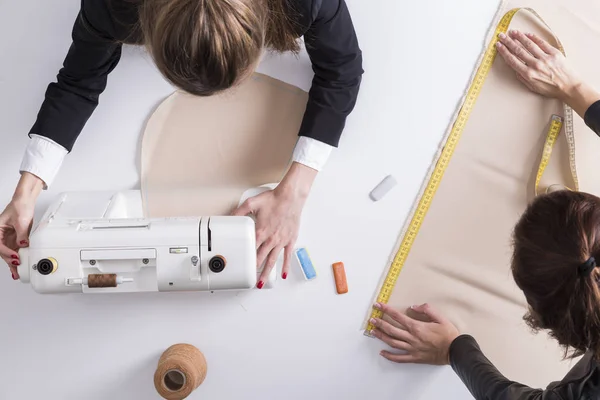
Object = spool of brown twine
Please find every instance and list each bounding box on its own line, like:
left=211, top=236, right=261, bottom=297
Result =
left=87, top=274, right=117, bottom=288
left=154, top=344, right=207, bottom=400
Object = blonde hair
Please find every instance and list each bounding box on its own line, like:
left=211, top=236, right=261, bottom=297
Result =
left=134, top=0, right=300, bottom=96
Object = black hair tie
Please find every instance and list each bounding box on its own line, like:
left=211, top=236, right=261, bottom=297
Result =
left=578, top=257, right=597, bottom=276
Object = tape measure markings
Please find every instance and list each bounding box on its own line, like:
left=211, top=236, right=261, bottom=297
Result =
left=535, top=115, right=563, bottom=191
left=364, top=8, right=578, bottom=335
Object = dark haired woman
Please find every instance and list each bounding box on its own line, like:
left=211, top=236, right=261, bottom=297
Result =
left=369, top=31, right=600, bottom=398
left=0, top=0, right=363, bottom=285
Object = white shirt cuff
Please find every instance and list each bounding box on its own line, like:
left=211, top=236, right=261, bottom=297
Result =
left=291, top=136, right=333, bottom=172
left=19, top=135, right=68, bottom=189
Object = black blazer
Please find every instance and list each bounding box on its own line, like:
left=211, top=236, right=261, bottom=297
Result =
left=29, top=0, right=364, bottom=152
left=450, top=102, right=600, bottom=399
left=450, top=335, right=600, bottom=399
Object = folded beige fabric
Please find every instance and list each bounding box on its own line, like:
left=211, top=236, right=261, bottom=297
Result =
left=375, top=0, right=600, bottom=388
left=140, top=73, right=308, bottom=217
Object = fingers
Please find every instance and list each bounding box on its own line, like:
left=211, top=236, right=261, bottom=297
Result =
left=282, top=246, right=293, bottom=280
left=0, top=250, right=21, bottom=279
left=370, top=318, right=417, bottom=345
left=7, top=263, right=18, bottom=280
left=0, top=254, right=19, bottom=280
left=0, top=239, right=21, bottom=279
left=380, top=350, right=419, bottom=364
left=231, top=198, right=255, bottom=217
left=2, top=254, right=20, bottom=269
left=524, top=32, right=559, bottom=55
left=509, top=30, right=546, bottom=59
left=372, top=329, right=413, bottom=352
left=9, top=265, right=18, bottom=279
left=255, top=226, right=269, bottom=250
left=0, top=236, right=19, bottom=270
left=497, top=32, right=537, bottom=68
left=0, top=229, right=20, bottom=279
left=256, top=239, right=274, bottom=268
left=14, top=223, right=30, bottom=249
left=258, top=246, right=282, bottom=286
left=0, top=211, right=27, bottom=280
left=410, top=303, right=448, bottom=324
left=496, top=41, right=529, bottom=76
left=0, top=241, right=18, bottom=261
left=376, top=302, right=418, bottom=331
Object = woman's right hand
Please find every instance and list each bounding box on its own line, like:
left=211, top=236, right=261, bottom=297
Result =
left=370, top=302, right=460, bottom=365
left=496, top=30, right=600, bottom=117
left=0, top=173, right=43, bottom=280
left=0, top=201, right=34, bottom=279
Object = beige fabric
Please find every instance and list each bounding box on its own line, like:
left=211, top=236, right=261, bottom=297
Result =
left=378, top=1, right=600, bottom=388
left=140, top=73, right=308, bottom=217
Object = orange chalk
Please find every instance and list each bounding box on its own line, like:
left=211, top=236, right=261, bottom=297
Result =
left=332, top=262, right=348, bottom=294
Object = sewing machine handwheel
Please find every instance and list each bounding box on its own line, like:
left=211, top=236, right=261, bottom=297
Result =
left=37, top=258, right=57, bottom=275
left=209, top=256, right=226, bottom=273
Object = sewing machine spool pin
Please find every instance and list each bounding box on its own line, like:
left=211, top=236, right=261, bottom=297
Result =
left=66, top=274, right=134, bottom=288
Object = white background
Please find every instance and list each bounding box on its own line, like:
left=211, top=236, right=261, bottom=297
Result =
left=0, top=0, right=501, bottom=399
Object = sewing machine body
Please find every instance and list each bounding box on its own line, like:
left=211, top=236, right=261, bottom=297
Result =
left=18, top=190, right=275, bottom=294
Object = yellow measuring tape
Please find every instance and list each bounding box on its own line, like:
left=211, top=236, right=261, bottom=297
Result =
left=364, top=8, right=578, bottom=335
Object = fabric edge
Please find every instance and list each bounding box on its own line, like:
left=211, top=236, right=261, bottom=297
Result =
left=139, top=92, right=178, bottom=217
left=359, top=0, right=511, bottom=332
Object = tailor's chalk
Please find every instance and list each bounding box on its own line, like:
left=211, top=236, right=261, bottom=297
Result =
left=370, top=175, right=397, bottom=201
left=296, top=248, right=317, bottom=280
left=332, top=262, right=348, bottom=294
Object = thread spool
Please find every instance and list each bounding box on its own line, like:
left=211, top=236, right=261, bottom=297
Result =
left=154, top=344, right=207, bottom=400
left=87, top=274, right=117, bottom=288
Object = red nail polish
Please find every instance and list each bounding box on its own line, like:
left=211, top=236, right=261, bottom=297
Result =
left=12, top=273, right=16, bottom=280
left=257, top=281, right=264, bottom=289
left=282, top=273, right=287, bottom=280
left=12, top=261, right=19, bottom=266
left=11, top=254, right=18, bottom=259
left=20, top=240, right=28, bottom=245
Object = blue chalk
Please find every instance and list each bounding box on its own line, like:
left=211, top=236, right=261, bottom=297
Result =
left=296, top=248, right=317, bottom=280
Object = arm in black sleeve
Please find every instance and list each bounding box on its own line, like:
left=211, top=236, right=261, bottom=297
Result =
left=449, top=335, right=559, bottom=400
left=29, top=2, right=122, bottom=152
left=300, top=0, right=363, bottom=147
left=584, top=100, right=600, bottom=137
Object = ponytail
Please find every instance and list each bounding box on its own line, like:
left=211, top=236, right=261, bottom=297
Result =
left=512, top=190, right=600, bottom=360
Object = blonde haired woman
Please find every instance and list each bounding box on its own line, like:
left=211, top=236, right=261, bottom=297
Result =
left=0, top=0, right=363, bottom=286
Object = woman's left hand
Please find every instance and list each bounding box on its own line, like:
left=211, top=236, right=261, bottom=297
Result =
left=232, top=162, right=317, bottom=288
left=496, top=30, right=600, bottom=119
left=496, top=30, right=578, bottom=100
left=370, top=302, right=460, bottom=365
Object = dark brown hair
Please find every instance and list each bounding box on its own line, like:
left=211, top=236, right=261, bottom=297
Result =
left=512, top=190, right=600, bottom=360
left=120, top=0, right=299, bottom=96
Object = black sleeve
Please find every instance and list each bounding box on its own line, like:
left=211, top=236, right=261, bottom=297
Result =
left=584, top=100, right=600, bottom=137
left=301, top=0, right=363, bottom=147
left=29, top=2, right=122, bottom=152
left=449, top=335, right=560, bottom=400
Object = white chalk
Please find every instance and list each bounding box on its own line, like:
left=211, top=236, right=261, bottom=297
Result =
left=370, top=175, right=397, bottom=201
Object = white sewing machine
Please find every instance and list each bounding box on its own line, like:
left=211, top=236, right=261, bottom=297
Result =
left=17, top=189, right=278, bottom=294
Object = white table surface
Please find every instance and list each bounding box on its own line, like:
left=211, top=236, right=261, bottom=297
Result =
left=0, top=0, right=502, bottom=399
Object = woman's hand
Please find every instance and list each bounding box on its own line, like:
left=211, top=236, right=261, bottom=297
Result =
left=370, top=302, right=460, bottom=365
left=0, top=172, right=43, bottom=280
left=497, top=30, right=600, bottom=117
left=232, top=162, right=317, bottom=288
